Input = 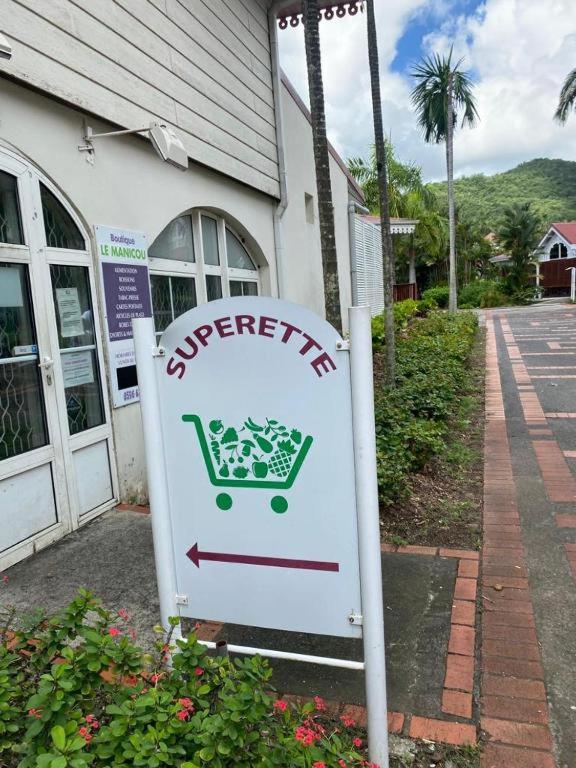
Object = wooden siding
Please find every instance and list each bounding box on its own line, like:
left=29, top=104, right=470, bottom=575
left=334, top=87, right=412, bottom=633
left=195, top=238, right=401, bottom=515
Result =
left=540, top=257, right=576, bottom=289
left=0, top=0, right=279, bottom=197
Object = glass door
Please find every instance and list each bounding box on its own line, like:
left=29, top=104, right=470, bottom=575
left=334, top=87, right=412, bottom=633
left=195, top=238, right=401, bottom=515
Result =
left=0, top=148, right=117, bottom=569
left=0, top=159, right=69, bottom=564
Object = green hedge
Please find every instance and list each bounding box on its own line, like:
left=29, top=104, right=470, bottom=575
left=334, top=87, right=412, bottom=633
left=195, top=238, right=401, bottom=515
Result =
left=373, top=310, right=478, bottom=505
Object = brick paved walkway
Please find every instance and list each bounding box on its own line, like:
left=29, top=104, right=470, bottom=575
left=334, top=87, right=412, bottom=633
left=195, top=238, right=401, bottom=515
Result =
left=481, top=304, right=576, bottom=768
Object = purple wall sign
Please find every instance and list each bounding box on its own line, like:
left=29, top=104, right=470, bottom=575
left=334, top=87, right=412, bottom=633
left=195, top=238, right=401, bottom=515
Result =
left=101, top=262, right=152, bottom=341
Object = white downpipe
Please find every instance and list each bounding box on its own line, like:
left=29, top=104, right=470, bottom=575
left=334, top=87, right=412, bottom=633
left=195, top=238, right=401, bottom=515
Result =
left=349, top=306, right=389, bottom=768
left=132, top=317, right=182, bottom=643
left=197, top=640, right=365, bottom=670
left=348, top=201, right=370, bottom=306
left=269, top=5, right=288, bottom=299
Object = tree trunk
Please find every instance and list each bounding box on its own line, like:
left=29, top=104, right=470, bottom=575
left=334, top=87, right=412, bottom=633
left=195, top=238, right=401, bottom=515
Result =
left=303, top=0, right=342, bottom=333
left=366, top=0, right=395, bottom=385
left=408, top=248, right=417, bottom=286
left=446, top=74, right=458, bottom=314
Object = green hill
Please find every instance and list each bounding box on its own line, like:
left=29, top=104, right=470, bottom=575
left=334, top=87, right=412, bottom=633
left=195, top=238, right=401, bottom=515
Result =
left=428, top=158, right=576, bottom=233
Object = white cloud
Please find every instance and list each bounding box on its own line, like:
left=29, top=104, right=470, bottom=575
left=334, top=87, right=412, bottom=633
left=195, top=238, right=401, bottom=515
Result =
left=278, top=0, right=576, bottom=182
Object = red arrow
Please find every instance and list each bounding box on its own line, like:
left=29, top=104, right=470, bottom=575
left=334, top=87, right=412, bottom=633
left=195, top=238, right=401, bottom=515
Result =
left=186, top=543, right=339, bottom=572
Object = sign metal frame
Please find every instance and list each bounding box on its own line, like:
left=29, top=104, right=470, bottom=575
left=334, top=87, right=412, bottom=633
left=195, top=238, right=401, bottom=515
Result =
left=133, top=304, right=389, bottom=767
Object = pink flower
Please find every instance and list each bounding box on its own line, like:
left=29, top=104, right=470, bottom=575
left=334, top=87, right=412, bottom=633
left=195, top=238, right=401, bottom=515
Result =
left=313, top=695, right=326, bottom=712
left=78, top=726, right=89, bottom=738
left=194, top=667, right=204, bottom=676
left=274, top=699, right=288, bottom=712
left=108, top=627, right=120, bottom=637
left=118, top=608, right=130, bottom=621
left=176, top=709, right=189, bottom=720
left=353, top=737, right=362, bottom=748
left=340, top=714, right=355, bottom=728
left=150, top=673, right=160, bottom=684
left=313, top=763, right=326, bottom=768
left=1, top=574, right=8, bottom=584
left=28, top=708, right=42, bottom=719
left=294, top=726, right=318, bottom=746
left=178, top=697, right=194, bottom=711
left=338, top=761, right=347, bottom=768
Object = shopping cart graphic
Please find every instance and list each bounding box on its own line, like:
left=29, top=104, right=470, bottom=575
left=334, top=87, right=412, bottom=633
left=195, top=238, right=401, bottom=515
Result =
left=182, top=414, right=313, bottom=513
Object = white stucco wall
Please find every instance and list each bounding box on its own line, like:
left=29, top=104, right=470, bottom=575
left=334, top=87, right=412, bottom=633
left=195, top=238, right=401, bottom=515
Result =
left=0, top=78, right=277, bottom=502
left=0, top=75, right=357, bottom=507
left=280, top=83, right=354, bottom=332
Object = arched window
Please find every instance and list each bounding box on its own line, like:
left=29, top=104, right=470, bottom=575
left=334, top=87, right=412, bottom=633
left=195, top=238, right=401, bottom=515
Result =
left=40, top=183, right=85, bottom=250
left=0, top=170, right=23, bottom=245
left=550, top=242, right=568, bottom=259
left=149, top=211, right=259, bottom=337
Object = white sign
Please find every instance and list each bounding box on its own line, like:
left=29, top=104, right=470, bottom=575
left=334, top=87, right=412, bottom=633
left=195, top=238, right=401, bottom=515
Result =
left=96, top=225, right=152, bottom=408
left=56, top=287, right=83, bottom=338
left=155, top=297, right=362, bottom=638
left=62, top=350, right=94, bottom=388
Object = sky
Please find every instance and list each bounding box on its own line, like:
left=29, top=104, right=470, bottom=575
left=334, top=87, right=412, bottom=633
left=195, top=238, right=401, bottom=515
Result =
left=278, top=0, right=576, bottom=182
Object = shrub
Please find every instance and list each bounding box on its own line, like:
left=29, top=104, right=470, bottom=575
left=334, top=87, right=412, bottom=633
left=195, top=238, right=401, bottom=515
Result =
left=421, top=285, right=449, bottom=309
left=394, top=299, right=420, bottom=329
left=458, top=280, right=502, bottom=308
left=0, top=591, right=373, bottom=768
left=479, top=288, right=508, bottom=308
left=374, top=311, right=478, bottom=505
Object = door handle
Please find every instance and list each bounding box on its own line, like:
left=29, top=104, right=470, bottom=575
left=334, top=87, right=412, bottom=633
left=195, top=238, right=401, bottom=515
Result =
left=39, top=356, right=54, bottom=385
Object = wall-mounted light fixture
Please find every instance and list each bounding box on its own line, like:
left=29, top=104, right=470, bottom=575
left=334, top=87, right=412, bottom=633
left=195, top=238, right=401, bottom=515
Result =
left=78, top=122, right=188, bottom=170
left=0, top=32, right=12, bottom=60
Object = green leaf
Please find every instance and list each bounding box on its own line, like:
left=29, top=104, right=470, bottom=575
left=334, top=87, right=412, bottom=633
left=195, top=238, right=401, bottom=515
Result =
left=50, top=757, right=67, bottom=768
left=198, top=747, right=215, bottom=762
left=197, top=684, right=211, bottom=695
left=51, top=725, right=66, bottom=752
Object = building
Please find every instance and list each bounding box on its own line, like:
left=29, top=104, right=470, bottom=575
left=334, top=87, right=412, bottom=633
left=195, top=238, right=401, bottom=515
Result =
left=0, top=1, right=389, bottom=569
left=535, top=222, right=576, bottom=296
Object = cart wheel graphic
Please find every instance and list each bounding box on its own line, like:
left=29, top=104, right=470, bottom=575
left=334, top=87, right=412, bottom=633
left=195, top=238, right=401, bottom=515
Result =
left=271, top=496, right=288, bottom=514
left=216, top=493, right=233, bottom=510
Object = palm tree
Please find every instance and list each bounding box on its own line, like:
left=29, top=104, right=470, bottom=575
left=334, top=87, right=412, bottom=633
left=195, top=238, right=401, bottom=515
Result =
left=411, top=50, right=478, bottom=313
left=555, top=68, right=576, bottom=123
left=302, top=0, right=342, bottom=333
left=348, top=143, right=431, bottom=217
left=498, top=202, right=541, bottom=293
left=365, top=0, right=396, bottom=384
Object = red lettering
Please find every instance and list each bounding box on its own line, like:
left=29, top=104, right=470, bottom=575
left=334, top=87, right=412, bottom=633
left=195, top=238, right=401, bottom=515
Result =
left=194, top=324, right=213, bottom=347
left=175, top=336, right=198, bottom=360
left=299, top=332, right=322, bottom=356
left=235, top=314, right=256, bottom=334
left=214, top=316, right=234, bottom=338
left=258, top=315, right=277, bottom=338
left=311, top=352, right=336, bottom=378
left=279, top=320, right=302, bottom=343
left=166, top=357, right=186, bottom=380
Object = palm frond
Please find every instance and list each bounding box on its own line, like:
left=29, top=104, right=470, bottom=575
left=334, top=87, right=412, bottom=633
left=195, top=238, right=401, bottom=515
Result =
left=410, top=51, right=478, bottom=143
left=555, top=68, right=576, bottom=123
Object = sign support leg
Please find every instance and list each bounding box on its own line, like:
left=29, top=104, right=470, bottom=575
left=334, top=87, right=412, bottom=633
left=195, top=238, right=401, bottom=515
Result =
left=133, top=317, right=182, bottom=643
left=349, top=306, right=389, bottom=768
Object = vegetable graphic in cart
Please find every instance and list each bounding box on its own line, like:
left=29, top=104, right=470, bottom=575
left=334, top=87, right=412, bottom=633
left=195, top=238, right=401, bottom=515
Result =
left=182, top=415, right=313, bottom=513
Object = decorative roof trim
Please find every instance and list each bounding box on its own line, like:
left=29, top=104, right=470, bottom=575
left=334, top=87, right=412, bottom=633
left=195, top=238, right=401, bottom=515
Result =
left=278, top=1, right=364, bottom=29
